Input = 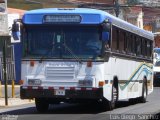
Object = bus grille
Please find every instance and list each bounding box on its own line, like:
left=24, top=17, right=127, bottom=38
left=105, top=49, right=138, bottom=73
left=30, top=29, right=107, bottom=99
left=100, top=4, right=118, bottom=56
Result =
left=45, top=66, right=75, bottom=80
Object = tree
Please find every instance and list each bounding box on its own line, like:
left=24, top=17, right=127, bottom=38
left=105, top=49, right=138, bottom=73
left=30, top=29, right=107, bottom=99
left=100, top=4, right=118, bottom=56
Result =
left=127, top=0, right=139, bottom=5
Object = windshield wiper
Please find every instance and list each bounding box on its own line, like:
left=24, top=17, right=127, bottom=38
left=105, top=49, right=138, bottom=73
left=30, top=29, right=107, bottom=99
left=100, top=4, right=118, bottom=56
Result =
left=39, top=33, right=55, bottom=62
left=62, top=42, right=82, bottom=64
left=39, top=46, right=54, bottom=63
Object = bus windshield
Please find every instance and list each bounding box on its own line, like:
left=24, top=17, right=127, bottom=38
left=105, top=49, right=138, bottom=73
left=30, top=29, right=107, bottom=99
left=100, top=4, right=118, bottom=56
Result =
left=23, top=25, right=103, bottom=60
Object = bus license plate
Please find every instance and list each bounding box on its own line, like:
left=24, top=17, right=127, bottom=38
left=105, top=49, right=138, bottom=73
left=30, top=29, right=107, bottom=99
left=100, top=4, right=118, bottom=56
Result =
left=55, top=90, right=65, bottom=96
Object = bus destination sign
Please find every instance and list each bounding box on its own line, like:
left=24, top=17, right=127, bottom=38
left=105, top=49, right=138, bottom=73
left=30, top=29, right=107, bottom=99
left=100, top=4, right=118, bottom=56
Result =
left=43, top=15, right=81, bottom=23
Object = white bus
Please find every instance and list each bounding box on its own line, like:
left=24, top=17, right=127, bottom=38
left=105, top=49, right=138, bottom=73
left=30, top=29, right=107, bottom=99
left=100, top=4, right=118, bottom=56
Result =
left=13, top=8, right=154, bottom=112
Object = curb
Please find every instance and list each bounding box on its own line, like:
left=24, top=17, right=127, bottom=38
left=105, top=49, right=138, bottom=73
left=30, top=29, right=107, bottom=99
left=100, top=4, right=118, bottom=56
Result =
left=1, top=85, right=20, bottom=88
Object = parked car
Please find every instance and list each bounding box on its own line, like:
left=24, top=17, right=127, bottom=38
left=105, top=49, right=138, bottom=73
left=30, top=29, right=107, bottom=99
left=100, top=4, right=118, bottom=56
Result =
left=153, top=48, right=160, bottom=64
left=153, top=60, right=160, bottom=86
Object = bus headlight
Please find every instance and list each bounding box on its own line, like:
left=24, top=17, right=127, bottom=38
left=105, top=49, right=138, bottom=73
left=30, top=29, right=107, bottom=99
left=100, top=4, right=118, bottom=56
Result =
left=78, top=80, right=93, bottom=87
left=28, top=79, right=41, bottom=85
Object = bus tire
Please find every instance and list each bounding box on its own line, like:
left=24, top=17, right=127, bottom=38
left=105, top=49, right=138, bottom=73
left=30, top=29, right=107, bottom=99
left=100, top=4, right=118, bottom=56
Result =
left=35, top=98, right=49, bottom=113
left=139, top=78, right=148, bottom=103
left=110, top=84, right=118, bottom=109
left=102, top=78, right=118, bottom=111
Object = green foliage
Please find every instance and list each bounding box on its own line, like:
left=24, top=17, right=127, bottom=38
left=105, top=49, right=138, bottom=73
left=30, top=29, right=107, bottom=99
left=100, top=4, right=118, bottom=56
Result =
left=127, top=0, right=139, bottom=5
left=7, top=0, right=76, bottom=10
left=8, top=0, right=42, bottom=10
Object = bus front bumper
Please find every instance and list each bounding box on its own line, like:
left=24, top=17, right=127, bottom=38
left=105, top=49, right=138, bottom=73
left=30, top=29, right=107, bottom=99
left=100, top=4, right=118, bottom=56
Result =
left=20, top=86, right=103, bottom=99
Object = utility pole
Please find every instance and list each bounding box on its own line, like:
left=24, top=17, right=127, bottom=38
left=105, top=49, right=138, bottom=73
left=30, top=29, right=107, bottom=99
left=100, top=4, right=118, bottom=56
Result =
left=2, top=37, right=8, bottom=106
left=114, top=0, right=120, bottom=17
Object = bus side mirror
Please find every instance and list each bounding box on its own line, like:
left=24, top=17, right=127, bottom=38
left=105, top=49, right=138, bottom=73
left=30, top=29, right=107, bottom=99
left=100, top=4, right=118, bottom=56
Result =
left=11, top=22, right=20, bottom=42
left=101, top=22, right=111, bottom=42
left=101, top=22, right=111, bottom=62
left=102, top=32, right=109, bottom=42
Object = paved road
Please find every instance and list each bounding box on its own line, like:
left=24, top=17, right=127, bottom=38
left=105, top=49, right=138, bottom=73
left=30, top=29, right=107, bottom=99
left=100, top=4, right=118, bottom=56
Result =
left=0, top=87, right=160, bottom=120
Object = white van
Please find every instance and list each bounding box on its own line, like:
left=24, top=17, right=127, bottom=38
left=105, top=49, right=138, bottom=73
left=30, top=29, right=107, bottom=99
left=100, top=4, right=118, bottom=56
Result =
left=153, top=48, right=160, bottom=64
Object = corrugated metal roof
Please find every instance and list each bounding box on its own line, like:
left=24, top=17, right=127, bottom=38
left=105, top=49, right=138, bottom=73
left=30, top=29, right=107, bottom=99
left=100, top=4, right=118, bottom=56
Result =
left=7, top=8, right=25, bottom=16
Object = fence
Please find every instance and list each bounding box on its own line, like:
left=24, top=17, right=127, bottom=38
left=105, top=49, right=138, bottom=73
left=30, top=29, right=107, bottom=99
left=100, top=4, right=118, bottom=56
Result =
left=0, top=37, right=16, bottom=84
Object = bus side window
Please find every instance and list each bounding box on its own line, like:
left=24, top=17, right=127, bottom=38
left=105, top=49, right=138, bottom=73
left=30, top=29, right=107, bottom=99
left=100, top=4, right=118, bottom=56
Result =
left=136, top=37, right=142, bottom=56
left=140, top=38, right=143, bottom=57
left=126, top=33, right=132, bottom=54
left=150, top=41, right=153, bottom=59
left=124, top=32, right=127, bottom=53
left=112, top=26, right=117, bottom=51
left=147, top=40, right=151, bottom=58
left=125, top=32, right=129, bottom=53
left=141, top=38, right=147, bottom=57
left=144, top=39, right=147, bottom=57
left=131, top=35, right=136, bottom=55
left=119, top=30, right=125, bottom=53
left=134, top=36, right=137, bottom=55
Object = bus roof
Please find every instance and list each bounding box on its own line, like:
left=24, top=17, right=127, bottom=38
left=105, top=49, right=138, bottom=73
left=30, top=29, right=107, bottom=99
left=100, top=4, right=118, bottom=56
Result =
left=23, top=8, right=154, bottom=40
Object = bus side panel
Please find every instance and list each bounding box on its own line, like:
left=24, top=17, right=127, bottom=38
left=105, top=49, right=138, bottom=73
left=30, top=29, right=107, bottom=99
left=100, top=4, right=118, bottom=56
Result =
left=103, top=84, right=112, bottom=101
left=105, top=57, right=153, bottom=100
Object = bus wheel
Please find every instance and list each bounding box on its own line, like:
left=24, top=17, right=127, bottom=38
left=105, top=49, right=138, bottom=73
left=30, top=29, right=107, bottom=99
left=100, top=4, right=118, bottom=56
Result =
left=110, top=83, right=118, bottom=109
left=35, top=98, right=49, bottom=113
left=139, top=78, right=148, bottom=103
left=102, top=83, right=118, bottom=111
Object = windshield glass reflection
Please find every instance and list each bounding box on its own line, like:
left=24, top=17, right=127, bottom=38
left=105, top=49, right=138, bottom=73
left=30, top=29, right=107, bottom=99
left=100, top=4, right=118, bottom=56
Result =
left=23, top=25, right=102, bottom=60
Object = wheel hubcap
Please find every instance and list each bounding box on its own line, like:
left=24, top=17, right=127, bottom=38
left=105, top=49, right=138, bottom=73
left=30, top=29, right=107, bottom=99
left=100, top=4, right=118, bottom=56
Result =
left=113, top=86, right=117, bottom=101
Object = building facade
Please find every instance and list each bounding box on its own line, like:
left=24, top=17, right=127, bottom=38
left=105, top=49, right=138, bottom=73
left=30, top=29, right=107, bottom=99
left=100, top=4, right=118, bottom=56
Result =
left=67, top=0, right=143, bottom=28
left=0, top=0, right=8, bottom=36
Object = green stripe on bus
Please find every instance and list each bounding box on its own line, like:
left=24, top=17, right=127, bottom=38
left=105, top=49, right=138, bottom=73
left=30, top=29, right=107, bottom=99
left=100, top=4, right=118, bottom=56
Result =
left=119, top=63, right=152, bottom=90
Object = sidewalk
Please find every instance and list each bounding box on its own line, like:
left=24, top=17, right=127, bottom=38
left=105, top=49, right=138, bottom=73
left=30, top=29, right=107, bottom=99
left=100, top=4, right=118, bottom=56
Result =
left=0, top=98, right=35, bottom=114
left=0, top=85, right=21, bottom=98
left=0, top=85, right=34, bottom=108
left=0, top=98, right=34, bottom=107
